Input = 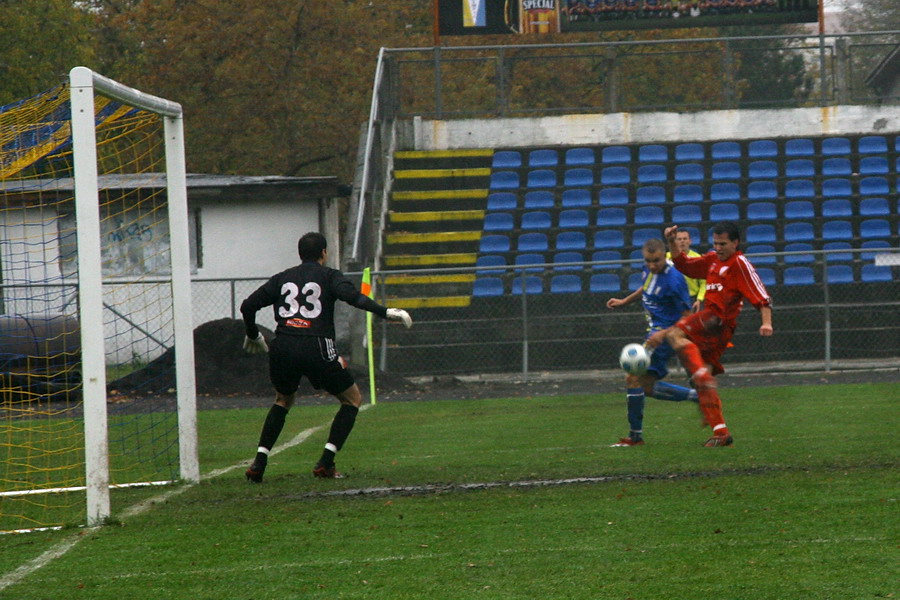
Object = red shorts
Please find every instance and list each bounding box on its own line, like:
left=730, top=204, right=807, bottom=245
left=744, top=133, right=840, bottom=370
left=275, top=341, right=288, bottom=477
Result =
left=675, top=308, right=735, bottom=375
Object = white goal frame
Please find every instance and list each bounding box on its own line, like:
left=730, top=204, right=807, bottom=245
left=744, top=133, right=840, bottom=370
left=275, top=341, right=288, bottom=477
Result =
left=69, top=66, right=198, bottom=526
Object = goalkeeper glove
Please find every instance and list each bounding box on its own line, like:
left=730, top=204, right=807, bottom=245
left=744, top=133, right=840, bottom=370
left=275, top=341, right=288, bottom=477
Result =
left=243, top=333, right=269, bottom=354
left=386, top=308, right=412, bottom=328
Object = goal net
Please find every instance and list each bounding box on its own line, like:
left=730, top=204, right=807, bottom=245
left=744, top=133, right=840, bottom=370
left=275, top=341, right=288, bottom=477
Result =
left=0, top=68, right=197, bottom=533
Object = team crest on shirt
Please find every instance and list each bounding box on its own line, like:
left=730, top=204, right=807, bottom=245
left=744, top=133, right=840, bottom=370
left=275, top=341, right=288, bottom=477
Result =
left=719, top=266, right=730, bottom=276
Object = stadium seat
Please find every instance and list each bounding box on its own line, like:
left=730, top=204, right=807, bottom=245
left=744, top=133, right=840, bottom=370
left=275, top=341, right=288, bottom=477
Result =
left=673, top=184, right=703, bottom=204
left=748, top=160, right=778, bottom=179
left=521, top=211, right=552, bottom=230
left=565, top=147, right=595, bottom=166
left=598, top=187, right=629, bottom=206
left=756, top=267, right=776, bottom=287
left=785, top=159, right=815, bottom=177
left=492, top=150, right=522, bottom=169
left=821, top=199, right=852, bottom=218
left=638, top=144, right=668, bottom=162
left=636, top=185, right=666, bottom=205
left=637, top=164, right=667, bottom=184
left=826, top=265, right=854, bottom=284
left=784, top=179, right=814, bottom=199
left=747, top=139, right=778, bottom=158
left=527, top=169, right=556, bottom=188
left=783, top=266, right=815, bottom=286
left=823, top=241, right=853, bottom=262
left=484, top=212, right=514, bottom=231
left=784, top=222, right=815, bottom=242
left=784, top=138, right=814, bottom=157
left=515, top=253, right=546, bottom=273
left=553, top=251, right=584, bottom=271
left=550, top=274, right=583, bottom=294
left=590, top=273, right=621, bottom=293
left=746, top=202, right=777, bottom=221
left=710, top=183, right=740, bottom=202
left=601, top=145, right=631, bottom=164
left=480, top=234, right=510, bottom=253
left=861, top=239, right=891, bottom=260
left=858, top=135, right=888, bottom=154
left=822, top=178, right=852, bottom=198
left=631, top=228, right=662, bottom=247
left=472, top=277, right=504, bottom=297
left=597, top=207, right=627, bottom=227
left=523, top=190, right=554, bottom=209
left=591, top=250, right=622, bottom=270
left=679, top=227, right=701, bottom=244
left=746, top=224, right=776, bottom=244
left=594, top=229, right=625, bottom=249
left=627, top=272, right=644, bottom=290
left=859, top=197, right=890, bottom=217
left=821, top=158, right=851, bottom=177
left=859, top=176, right=889, bottom=196
left=747, top=180, right=777, bottom=201
left=859, top=156, right=889, bottom=175
left=674, top=163, right=704, bottom=182
left=711, top=141, right=741, bottom=160
left=671, top=204, right=702, bottom=223
left=634, top=206, right=665, bottom=225
left=556, top=231, right=587, bottom=250
left=558, top=209, right=589, bottom=229
left=821, top=137, right=851, bottom=156
left=517, top=232, right=548, bottom=252
left=784, top=242, right=814, bottom=264
left=822, top=220, right=853, bottom=241
left=528, top=149, right=558, bottom=167
left=783, top=200, right=815, bottom=220
left=675, top=143, right=704, bottom=161
left=475, top=255, right=506, bottom=275
left=861, top=264, right=894, bottom=282
left=511, top=275, right=544, bottom=295
left=709, top=203, right=739, bottom=221
left=564, top=168, right=593, bottom=187
left=896, top=136, right=900, bottom=152
left=490, top=171, right=519, bottom=190
left=486, top=192, right=517, bottom=211
left=711, top=161, right=741, bottom=180
left=860, top=219, right=891, bottom=239
left=745, top=244, right=776, bottom=265
left=601, top=166, right=630, bottom=185
left=561, top=188, right=591, bottom=207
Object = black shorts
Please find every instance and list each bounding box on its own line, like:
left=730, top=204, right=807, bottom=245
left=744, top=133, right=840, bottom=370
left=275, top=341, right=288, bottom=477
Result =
left=268, top=335, right=355, bottom=396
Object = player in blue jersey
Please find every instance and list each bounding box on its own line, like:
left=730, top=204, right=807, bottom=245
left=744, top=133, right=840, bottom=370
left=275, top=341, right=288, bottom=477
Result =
left=605, top=238, right=698, bottom=446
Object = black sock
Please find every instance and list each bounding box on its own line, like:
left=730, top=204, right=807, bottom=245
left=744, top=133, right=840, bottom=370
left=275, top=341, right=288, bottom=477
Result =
left=319, top=404, right=359, bottom=465
left=257, top=404, right=289, bottom=455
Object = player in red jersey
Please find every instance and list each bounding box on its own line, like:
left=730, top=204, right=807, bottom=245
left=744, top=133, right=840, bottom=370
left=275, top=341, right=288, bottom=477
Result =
left=649, top=221, right=773, bottom=447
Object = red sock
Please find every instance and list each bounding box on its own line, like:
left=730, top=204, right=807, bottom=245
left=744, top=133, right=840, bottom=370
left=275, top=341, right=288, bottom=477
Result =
left=697, top=388, right=729, bottom=437
left=679, top=343, right=706, bottom=375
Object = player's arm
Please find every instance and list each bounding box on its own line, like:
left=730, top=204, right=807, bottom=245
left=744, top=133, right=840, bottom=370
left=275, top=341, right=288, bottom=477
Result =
left=758, top=305, right=773, bottom=337
left=606, top=286, right=642, bottom=309
left=334, top=278, right=412, bottom=328
left=239, top=280, right=279, bottom=353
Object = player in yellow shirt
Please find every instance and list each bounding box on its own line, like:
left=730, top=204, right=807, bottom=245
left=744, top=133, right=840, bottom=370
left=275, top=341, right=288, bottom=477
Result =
left=666, top=229, right=706, bottom=312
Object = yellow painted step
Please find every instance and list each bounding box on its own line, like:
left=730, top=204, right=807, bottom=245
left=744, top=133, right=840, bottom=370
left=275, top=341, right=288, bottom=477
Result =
left=389, top=210, right=484, bottom=223
left=395, top=149, right=492, bottom=159
left=386, top=296, right=472, bottom=309
left=383, top=274, right=476, bottom=285
left=386, top=231, right=481, bottom=244
left=384, top=253, right=477, bottom=267
left=394, top=168, right=491, bottom=179
left=393, top=189, right=487, bottom=201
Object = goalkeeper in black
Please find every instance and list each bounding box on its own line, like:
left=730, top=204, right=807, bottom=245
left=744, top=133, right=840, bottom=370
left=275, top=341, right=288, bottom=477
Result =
left=240, top=232, right=411, bottom=481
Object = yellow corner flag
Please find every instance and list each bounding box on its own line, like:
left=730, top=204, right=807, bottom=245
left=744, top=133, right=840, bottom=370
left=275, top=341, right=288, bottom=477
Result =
left=362, top=268, right=376, bottom=405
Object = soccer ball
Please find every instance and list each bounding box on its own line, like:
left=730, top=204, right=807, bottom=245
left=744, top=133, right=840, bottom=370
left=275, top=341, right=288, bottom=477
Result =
left=619, top=343, right=650, bottom=375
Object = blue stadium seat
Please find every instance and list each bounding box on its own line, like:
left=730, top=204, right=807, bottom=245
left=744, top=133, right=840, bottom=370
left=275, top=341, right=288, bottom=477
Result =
left=515, top=253, right=545, bottom=273
left=484, top=212, right=514, bottom=231
left=521, top=211, right=552, bottom=230
left=490, top=171, right=519, bottom=190
left=591, top=250, right=622, bottom=270
left=747, top=180, right=777, bottom=201
left=594, top=229, right=625, bottom=249
left=486, top=192, right=517, bottom=211
left=748, top=139, right=778, bottom=158
left=784, top=179, right=814, bottom=199
left=858, top=135, right=888, bottom=154
left=528, top=149, right=558, bottom=167
left=821, top=199, right=852, bottom=218
left=784, top=242, right=814, bottom=264
left=745, top=244, right=776, bottom=265
left=596, top=208, right=627, bottom=227
left=746, top=224, right=776, bottom=244
left=492, top=151, right=522, bottom=169
left=711, top=141, right=741, bottom=160
left=822, top=178, right=852, bottom=197
left=523, top=190, right=554, bottom=209
left=860, top=219, right=891, bottom=239
left=590, top=273, right=622, bottom=293
left=785, top=159, right=815, bottom=177
left=636, top=185, right=666, bottom=205
left=710, top=183, right=740, bottom=202
left=556, top=231, right=587, bottom=250
left=634, top=206, right=664, bottom=225
left=826, top=265, right=854, bottom=284
left=711, top=161, right=741, bottom=180
left=565, top=147, right=595, bottom=166
left=550, top=274, right=583, bottom=294
left=823, top=241, right=853, bottom=262
left=527, top=169, right=556, bottom=188
left=512, top=275, right=544, bottom=295
left=475, top=255, right=506, bottom=275
left=553, top=251, right=584, bottom=271
left=821, top=157, right=851, bottom=177
left=861, top=240, right=891, bottom=260
left=859, top=176, right=889, bottom=196
left=756, top=267, right=776, bottom=287
left=821, top=137, right=851, bottom=156
left=561, top=188, right=591, bottom=207
left=558, top=209, right=589, bottom=229
left=784, top=138, right=814, bottom=157
left=473, top=277, right=504, bottom=297
left=861, top=264, right=893, bottom=282
left=709, top=203, right=739, bottom=221
left=859, top=156, right=889, bottom=175
left=637, top=164, right=667, bottom=184
left=674, top=163, right=704, bottom=182
left=673, top=184, right=703, bottom=204
left=859, top=197, right=889, bottom=217
left=671, top=204, right=702, bottom=223
left=628, top=248, right=644, bottom=266
left=783, top=200, right=815, bottom=220
left=783, top=266, right=815, bottom=286
left=631, top=228, right=662, bottom=247
left=748, top=160, right=778, bottom=179
left=638, top=144, right=668, bottom=162
left=480, top=234, right=510, bottom=253
left=517, top=232, right=548, bottom=252
left=564, top=168, right=593, bottom=187
left=822, top=220, right=853, bottom=241
left=746, top=202, right=777, bottom=221
left=675, top=143, right=704, bottom=161
left=598, top=187, right=629, bottom=206
left=784, top=222, right=815, bottom=242
left=895, top=136, right=900, bottom=152
left=627, top=271, right=644, bottom=290
left=602, top=145, right=631, bottom=164
left=601, top=166, right=630, bottom=185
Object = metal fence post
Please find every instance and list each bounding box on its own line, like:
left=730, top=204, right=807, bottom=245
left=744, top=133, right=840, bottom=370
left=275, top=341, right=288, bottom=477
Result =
left=520, top=270, right=529, bottom=378
left=822, top=262, right=832, bottom=372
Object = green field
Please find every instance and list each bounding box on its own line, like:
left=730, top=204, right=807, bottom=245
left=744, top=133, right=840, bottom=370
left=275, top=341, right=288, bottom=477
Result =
left=1, top=382, right=897, bottom=599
